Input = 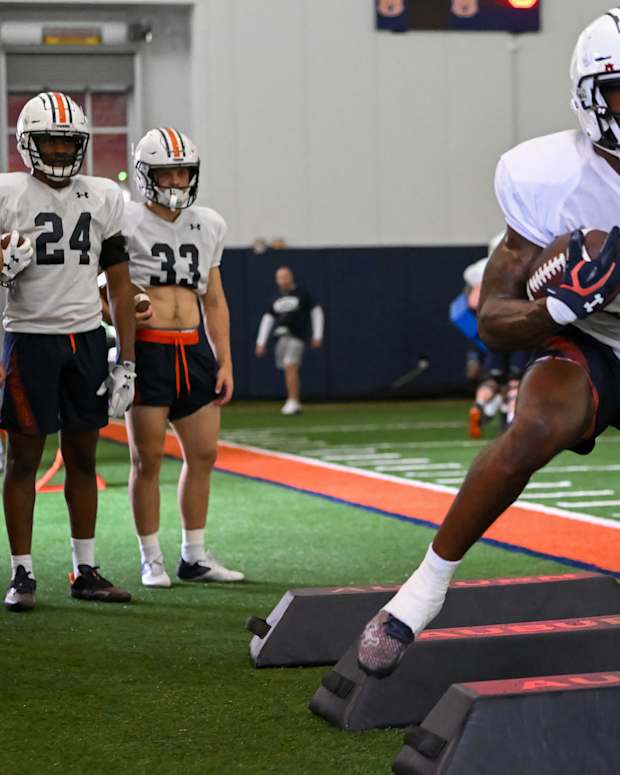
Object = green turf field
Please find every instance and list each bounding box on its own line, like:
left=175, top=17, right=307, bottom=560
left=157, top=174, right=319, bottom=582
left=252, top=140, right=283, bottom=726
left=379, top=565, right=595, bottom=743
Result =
left=0, top=400, right=613, bottom=774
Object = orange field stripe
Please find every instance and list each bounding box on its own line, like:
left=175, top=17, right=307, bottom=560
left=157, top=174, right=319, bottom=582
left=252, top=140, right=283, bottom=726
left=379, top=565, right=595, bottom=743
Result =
left=99, top=422, right=620, bottom=575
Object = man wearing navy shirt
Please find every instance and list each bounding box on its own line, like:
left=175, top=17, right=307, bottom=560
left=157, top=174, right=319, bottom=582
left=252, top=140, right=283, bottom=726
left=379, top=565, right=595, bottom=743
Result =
left=255, top=266, right=324, bottom=415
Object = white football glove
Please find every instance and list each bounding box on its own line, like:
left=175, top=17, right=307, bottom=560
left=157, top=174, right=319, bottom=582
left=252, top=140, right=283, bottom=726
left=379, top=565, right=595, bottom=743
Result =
left=0, top=231, right=34, bottom=285
left=96, top=361, right=136, bottom=418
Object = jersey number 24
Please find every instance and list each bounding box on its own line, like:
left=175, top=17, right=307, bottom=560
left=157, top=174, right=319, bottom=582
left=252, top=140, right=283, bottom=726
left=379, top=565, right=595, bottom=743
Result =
left=35, top=212, right=91, bottom=265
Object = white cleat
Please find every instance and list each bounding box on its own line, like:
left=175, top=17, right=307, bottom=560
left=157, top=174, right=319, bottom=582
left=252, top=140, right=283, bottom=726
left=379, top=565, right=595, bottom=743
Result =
left=141, top=557, right=172, bottom=588
left=177, top=551, right=245, bottom=583
left=281, top=399, right=302, bottom=416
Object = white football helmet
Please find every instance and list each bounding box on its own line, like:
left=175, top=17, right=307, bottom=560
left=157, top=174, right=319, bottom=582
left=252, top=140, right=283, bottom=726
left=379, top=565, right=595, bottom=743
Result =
left=16, top=92, right=89, bottom=180
left=134, top=128, right=199, bottom=210
left=571, top=9, right=620, bottom=158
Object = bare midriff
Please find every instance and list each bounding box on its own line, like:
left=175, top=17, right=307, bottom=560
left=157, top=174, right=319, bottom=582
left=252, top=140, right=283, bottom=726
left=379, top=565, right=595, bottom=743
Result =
left=141, top=284, right=201, bottom=330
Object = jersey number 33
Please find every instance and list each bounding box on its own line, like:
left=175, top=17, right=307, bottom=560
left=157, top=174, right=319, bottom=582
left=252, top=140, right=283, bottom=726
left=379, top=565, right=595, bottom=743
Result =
left=150, top=242, right=200, bottom=288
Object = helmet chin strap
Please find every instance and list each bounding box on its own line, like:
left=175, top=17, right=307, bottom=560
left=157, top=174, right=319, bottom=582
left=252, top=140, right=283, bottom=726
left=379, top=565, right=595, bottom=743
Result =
left=156, top=186, right=189, bottom=211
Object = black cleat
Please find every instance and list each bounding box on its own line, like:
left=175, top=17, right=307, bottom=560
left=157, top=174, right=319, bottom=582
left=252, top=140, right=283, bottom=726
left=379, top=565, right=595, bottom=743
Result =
left=357, top=610, right=415, bottom=678
left=4, top=565, right=36, bottom=612
left=70, top=565, right=131, bottom=603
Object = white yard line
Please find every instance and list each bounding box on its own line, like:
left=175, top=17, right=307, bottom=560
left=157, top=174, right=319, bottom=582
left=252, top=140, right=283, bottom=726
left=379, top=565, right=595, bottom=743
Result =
left=519, top=490, right=614, bottom=500
left=557, top=500, right=620, bottom=508
left=319, top=453, right=414, bottom=462
left=524, top=481, right=573, bottom=489
left=433, top=477, right=465, bottom=484
left=223, top=421, right=465, bottom=435
left=538, top=465, right=620, bottom=474
left=374, top=462, right=463, bottom=472
left=219, top=440, right=620, bottom=531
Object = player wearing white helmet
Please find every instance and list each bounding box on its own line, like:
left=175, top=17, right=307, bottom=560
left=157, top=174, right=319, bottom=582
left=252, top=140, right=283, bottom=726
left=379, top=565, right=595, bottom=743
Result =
left=118, top=127, right=243, bottom=587
left=358, top=9, right=620, bottom=676
left=0, top=92, right=136, bottom=612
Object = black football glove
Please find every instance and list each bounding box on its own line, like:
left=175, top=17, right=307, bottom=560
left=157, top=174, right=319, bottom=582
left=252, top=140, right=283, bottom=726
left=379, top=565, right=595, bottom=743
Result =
left=546, top=227, right=620, bottom=322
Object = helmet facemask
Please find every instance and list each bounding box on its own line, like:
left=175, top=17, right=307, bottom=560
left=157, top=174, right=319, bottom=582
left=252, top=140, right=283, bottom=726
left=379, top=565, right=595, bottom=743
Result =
left=137, top=162, right=200, bottom=210
left=576, top=72, right=620, bottom=158
left=22, top=130, right=89, bottom=181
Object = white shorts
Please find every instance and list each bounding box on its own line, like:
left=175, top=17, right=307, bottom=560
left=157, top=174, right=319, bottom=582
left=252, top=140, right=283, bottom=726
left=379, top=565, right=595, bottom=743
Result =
left=275, top=335, right=305, bottom=369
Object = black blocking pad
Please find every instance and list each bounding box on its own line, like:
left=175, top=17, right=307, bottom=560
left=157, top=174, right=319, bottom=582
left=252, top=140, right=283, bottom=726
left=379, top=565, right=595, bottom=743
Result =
left=308, top=614, right=620, bottom=731
left=392, top=672, right=620, bottom=775
left=247, top=573, right=620, bottom=667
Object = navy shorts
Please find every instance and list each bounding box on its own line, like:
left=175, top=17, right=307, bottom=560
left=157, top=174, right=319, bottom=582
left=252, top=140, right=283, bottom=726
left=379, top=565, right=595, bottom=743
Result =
left=0, top=327, right=109, bottom=436
left=133, top=326, right=219, bottom=421
left=532, top=328, right=620, bottom=455
left=483, top=350, right=531, bottom=382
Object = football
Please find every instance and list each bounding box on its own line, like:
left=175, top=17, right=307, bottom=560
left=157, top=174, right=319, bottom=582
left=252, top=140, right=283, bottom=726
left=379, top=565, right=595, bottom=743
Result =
left=0, top=231, right=25, bottom=251
left=526, top=229, right=608, bottom=301
left=134, top=292, right=151, bottom=314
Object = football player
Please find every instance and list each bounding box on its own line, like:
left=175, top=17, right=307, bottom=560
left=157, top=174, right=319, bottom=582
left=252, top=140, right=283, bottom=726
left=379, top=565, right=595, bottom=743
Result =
left=123, top=127, right=243, bottom=587
left=1, top=92, right=136, bottom=612
left=358, top=8, right=620, bottom=676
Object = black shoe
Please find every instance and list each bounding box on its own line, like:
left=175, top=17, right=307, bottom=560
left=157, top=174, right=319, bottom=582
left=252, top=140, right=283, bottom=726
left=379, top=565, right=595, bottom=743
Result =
left=176, top=557, right=212, bottom=582
left=70, top=565, right=131, bottom=603
left=4, top=565, right=36, bottom=612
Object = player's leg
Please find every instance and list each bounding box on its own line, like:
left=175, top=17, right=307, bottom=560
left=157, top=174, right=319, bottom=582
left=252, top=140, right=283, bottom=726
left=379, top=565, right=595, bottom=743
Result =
left=281, top=337, right=304, bottom=415
left=469, top=351, right=506, bottom=438
left=60, top=329, right=130, bottom=603
left=358, top=357, right=596, bottom=676
left=172, top=403, right=244, bottom=582
left=3, top=431, right=46, bottom=611
left=126, top=404, right=170, bottom=587
left=0, top=331, right=63, bottom=612
left=60, top=428, right=130, bottom=602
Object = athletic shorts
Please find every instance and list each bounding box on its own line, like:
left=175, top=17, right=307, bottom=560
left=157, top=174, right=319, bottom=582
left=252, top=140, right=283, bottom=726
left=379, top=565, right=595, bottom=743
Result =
left=133, top=326, right=219, bottom=421
left=0, top=327, right=108, bottom=436
left=532, top=328, right=620, bottom=455
left=482, top=350, right=531, bottom=383
left=275, top=335, right=305, bottom=369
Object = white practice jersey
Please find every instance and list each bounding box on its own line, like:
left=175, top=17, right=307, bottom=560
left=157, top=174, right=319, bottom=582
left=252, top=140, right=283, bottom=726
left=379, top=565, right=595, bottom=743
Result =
left=0, top=172, right=124, bottom=334
left=123, top=201, right=226, bottom=295
left=495, top=129, right=620, bottom=350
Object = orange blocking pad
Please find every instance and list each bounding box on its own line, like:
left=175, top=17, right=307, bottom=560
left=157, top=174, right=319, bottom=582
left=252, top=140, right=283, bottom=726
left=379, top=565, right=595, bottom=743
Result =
left=99, top=422, right=620, bottom=575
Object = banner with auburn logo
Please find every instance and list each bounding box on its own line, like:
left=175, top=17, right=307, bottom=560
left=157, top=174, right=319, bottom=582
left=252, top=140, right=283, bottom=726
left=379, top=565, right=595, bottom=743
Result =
left=375, top=0, right=540, bottom=33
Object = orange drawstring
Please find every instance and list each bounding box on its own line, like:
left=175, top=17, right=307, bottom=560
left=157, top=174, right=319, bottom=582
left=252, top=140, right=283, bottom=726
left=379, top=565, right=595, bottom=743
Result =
left=174, top=335, right=191, bottom=397
left=69, top=334, right=76, bottom=353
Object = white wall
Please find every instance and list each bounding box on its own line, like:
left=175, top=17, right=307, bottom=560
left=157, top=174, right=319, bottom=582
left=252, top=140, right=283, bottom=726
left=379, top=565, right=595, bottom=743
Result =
left=2, top=0, right=618, bottom=246
left=194, top=0, right=619, bottom=247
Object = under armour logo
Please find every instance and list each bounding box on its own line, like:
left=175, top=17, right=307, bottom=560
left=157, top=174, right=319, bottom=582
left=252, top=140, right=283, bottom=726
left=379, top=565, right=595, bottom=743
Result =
left=76, top=191, right=89, bottom=199
left=190, top=223, right=201, bottom=230
left=605, top=63, right=616, bottom=73
left=584, top=294, right=604, bottom=314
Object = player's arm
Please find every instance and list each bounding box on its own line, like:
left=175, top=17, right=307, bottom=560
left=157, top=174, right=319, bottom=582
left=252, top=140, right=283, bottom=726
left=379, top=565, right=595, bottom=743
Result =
left=478, top=227, right=561, bottom=351
left=310, top=305, right=324, bottom=348
left=202, top=267, right=233, bottom=406
left=103, top=234, right=135, bottom=363
left=255, top=313, right=275, bottom=356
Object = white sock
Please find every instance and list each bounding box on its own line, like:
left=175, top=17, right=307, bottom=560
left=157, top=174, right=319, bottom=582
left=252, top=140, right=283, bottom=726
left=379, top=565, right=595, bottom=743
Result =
left=181, top=528, right=207, bottom=564
left=137, top=532, right=163, bottom=564
left=383, top=543, right=462, bottom=635
left=11, top=554, right=34, bottom=579
left=71, top=537, right=96, bottom=577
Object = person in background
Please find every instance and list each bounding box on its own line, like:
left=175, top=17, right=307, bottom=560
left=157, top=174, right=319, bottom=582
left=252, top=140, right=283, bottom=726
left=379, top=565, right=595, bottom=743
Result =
left=255, top=267, right=324, bottom=415
left=453, top=236, right=530, bottom=439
